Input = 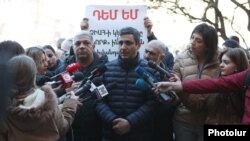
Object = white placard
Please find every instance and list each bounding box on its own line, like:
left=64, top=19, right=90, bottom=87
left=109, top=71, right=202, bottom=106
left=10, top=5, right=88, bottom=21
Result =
left=85, top=5, right=148, bottom=61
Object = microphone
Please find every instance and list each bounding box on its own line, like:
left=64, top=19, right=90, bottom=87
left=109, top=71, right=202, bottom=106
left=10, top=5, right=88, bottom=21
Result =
left=66, top=63, right=81, bottom=75
left=74, top=65, right=107, bottom=97
left=47, top=72, right=84, bottom=88
left=45, top=71, right=54, bottom=78
left=135, top=66, right=171, bottom=101
left=75, top=77, right=116, bottom=99
left=135, top=66, right=156, bottom=87
left=135, top=78, right=171, bottom=101
left=50, top=63, right=80, bottom=80
left=88, top=64, right=107, bottom=80
left=35, top=71, right=54, bottom=86
left=74, top=79, right=92, bottom=96
left=84, top=78, right=116, bottom=102
left=148, top=60, right=171, bottom=78
left=135, top=78, right=151, bottom=91
left=36, top=75, right=52, bottom=86
left=71, top=72, right=85, bottom=81
left=74, top=77, right=104, bottom=97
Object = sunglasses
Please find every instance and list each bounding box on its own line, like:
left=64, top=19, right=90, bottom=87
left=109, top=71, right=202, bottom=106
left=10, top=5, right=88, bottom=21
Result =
left=74, top=41, right=92, bottom=46
left=118, top=41, right=134, bottom=46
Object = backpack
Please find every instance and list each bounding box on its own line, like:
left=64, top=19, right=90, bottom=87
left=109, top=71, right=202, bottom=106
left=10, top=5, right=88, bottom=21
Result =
left=243, top=72, right=250, bottom=91
left=235, top=72, right=250, bottom=118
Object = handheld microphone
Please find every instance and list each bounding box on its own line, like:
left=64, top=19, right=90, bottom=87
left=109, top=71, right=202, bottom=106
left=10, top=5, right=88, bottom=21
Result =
left=88, top=64, right=107, bottom=80
left=74, top=65, right=107, bottom=97
left=66, top=63, right=81, bottom=75
left=135, top=66, right=156, bottom=87
left=74, top=77, right=103, bottom=97
left=135, top=78, right=151, bottom=91
left=47, top=72, right=84, bottom=88
left=148, top=60, right=171, bottom=78
left=45, top=71, right=54, bottom=78
left=135, top=78, right=172, bottom=102
left=50, top=63, right=80, bottom=80
left=75, top=77, right=116, bottom=99
left=135, top=66, right=171, bottom=101
left=72, top=72, right=85, bottom=81
left=84, top=78, right=116, bottom=101
left=74, top=80, right=92, bottom=96
left=36, top=75, right=52, bottom=86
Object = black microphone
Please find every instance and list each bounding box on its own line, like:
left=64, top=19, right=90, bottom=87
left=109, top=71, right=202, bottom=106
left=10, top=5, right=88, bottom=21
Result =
left=77, top=77, right=116, bottom=99
left=74, top=77, right=103, bottom=97
left=135, top=78, right=172, bottom=101
left=88, top=64, right=107, bottom=80
left=74, top=80, right=92, bottom=96
left=45, top=71, right=54, bottom=78
left=148, top=60, right=171, bottom=78
left=36, top=75, right=52, bottom=86
left=59, top=79, right=92, bottom=104
left=85, top=78, right=116, bottom=101
left=74, top=65, right=107, bottom=97
left=135, top=66, right=171, bottom=101
left=72, top=72, right=85, bottom=81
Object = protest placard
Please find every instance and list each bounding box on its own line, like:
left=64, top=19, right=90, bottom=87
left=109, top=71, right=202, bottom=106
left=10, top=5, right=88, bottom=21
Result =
left=85, top=5, right=147, bottom=61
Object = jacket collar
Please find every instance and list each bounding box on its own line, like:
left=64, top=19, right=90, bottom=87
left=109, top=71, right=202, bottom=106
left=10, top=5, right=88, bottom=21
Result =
left=118, top=53, right=140, bottom=70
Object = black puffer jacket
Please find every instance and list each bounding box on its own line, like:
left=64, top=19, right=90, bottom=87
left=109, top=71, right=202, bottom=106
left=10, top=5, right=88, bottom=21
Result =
left=96, top=54, right=158, bottom=141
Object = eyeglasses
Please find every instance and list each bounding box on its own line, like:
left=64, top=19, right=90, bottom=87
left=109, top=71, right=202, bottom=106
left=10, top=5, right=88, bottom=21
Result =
left=74, top=41, right=92, bottom=46
left=118, top=41, right=134, bottom=46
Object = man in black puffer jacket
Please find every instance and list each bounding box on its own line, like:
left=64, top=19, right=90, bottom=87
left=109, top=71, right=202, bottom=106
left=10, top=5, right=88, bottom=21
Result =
left=63, top=30, right=108, bottom=141
left=96, top=27, right=158, bottom=141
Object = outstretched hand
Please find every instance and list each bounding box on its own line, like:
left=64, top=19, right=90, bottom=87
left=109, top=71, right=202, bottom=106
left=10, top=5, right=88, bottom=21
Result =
left=155, top=81, right=183, bottom=93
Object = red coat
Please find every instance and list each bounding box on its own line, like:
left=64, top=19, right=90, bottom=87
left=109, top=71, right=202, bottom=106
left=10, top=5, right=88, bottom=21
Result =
left=182, top=68, right=250, bottom=124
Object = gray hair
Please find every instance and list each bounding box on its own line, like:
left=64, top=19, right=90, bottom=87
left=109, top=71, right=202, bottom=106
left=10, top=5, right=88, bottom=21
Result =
left=147, top=39, right=166, bottom=53
left=73, top=30, right=94, bottom=44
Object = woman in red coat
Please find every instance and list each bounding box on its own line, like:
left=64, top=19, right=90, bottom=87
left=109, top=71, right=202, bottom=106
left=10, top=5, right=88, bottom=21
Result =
left=156, top=48, right=250, bottom=124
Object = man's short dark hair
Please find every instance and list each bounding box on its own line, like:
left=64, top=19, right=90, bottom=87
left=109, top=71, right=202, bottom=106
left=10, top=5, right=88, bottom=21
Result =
left=119, top=27, right=141, bottom=45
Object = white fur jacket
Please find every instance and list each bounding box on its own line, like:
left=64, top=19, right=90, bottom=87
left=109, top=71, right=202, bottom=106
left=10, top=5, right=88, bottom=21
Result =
left=0, top=85, right=79, bottom=141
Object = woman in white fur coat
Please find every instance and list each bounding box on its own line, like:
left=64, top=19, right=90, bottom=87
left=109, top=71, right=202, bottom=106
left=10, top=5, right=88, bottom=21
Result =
left=0, top=55, right=80, bottom=141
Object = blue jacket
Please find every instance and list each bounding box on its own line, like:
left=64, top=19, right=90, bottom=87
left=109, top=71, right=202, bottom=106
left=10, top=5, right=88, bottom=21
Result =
left=96, top=54, right=158, bottom=141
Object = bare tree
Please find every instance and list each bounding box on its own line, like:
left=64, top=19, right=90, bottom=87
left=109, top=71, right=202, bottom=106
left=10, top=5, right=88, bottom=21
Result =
left=148, top=0, right=250, bottom=48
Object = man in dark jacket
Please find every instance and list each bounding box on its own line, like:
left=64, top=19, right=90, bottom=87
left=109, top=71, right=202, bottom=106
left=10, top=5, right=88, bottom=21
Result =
left=96, top=27, right=158, bottom=141
left=65, top=30, right=108, bottom=141
left=144, top=39, right=177, bottom=141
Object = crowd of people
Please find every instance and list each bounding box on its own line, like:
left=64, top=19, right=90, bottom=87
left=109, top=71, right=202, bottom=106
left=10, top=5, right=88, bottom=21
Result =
left=0, top=15, right=250, bottom=141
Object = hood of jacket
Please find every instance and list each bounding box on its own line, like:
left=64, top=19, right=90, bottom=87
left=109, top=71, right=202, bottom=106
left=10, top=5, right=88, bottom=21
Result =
left=6, top=85, right=58, bottom=131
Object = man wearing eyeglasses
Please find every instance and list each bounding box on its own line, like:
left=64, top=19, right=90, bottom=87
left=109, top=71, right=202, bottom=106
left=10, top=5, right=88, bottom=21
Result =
left=96, top=27, right=158, bottom=141
left=63, top=30, right=108, bottom=141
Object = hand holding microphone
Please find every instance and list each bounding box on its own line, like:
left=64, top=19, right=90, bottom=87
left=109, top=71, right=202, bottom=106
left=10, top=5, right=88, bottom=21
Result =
left=50, top=63, right=81, bottom=80
left=148, top=60, right=172, bottom=79
left=73, top=64, right=107, bottom=96
left=75, top=77, right=116, bottom=102
left=46, top=71, right=84, bottom=89
left=135, top=66, right=173, bottom=102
